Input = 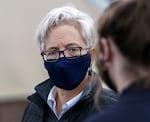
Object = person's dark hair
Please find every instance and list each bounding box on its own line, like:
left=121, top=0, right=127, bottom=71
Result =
left=97, top=0, right=150, bottom=89
left=98, top=0, right=150, bottom=66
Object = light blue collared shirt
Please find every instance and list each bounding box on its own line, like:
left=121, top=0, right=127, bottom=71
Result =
left=47, top=86, right=83, bottom=120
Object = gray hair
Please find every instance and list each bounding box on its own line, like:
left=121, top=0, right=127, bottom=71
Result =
left=35, top=6, right=96, bottom=52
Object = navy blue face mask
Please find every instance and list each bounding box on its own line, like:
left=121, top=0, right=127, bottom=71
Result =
left=44, top=53, right=91, bottom=90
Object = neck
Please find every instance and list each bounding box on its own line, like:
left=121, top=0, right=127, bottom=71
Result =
left=55, top=76, right=89, bottom=114
left=115, top=72, right=135, bottom=94
left=115, top=66, right=150, bottom=93
left=108, top=41, right=138, bottom=93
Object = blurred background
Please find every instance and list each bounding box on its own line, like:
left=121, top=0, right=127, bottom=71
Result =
left=0, top=0, right=111, bottom=121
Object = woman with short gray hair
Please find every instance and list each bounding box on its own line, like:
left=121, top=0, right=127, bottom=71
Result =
left=22, top=6, right=117, bottom=122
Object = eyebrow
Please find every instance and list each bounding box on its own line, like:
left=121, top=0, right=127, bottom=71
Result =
left=65, top=43, right=81, bottom=48
left=44, top=46, right=58, bottom=51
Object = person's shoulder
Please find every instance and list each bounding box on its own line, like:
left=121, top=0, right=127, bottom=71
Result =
left=86, top=97, right=117, bottom=122
left=101, top=88, right=118, bottom=100
left=27, top=78, right=52, bottom=108
left=85, top=111, right=114, bottom=122
left=99, top=88, right=118, bottom=108
left=35, top=78, right=51, bottom=90
left=22, top=101, right=43, bottom=122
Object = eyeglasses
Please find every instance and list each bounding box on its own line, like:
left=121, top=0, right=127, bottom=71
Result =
left=41, top=47, right=90, bottom=62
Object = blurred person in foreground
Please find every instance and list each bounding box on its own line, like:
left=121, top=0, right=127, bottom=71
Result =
left=86, top=0, right=150, bottom=122
left=22, top=6, right=117, bottom=122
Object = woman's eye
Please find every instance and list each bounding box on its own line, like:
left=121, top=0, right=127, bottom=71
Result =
left=68, top=47, right=78, bottom=52
left=70, top=48, right=76, bottom=52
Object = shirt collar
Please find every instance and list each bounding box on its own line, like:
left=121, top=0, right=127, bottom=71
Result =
left=47, top=86, right=57, bottom=109
left=47, top=86, right=83, bottom=119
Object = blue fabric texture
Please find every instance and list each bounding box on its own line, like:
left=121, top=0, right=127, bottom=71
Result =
left=44, top=53, right=91, bottom=90
left=86, top=84, right=150, bottom=122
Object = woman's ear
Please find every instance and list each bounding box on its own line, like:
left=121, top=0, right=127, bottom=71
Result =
left=89, top=47, right=95, bottom=64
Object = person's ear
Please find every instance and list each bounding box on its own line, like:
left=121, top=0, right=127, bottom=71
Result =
left=100, top=38, right=112, bottom=62
left=89, top=47, right=95, bottom=64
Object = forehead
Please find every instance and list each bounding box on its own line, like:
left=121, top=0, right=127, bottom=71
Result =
left=45, top=25, right=86, bottom=47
